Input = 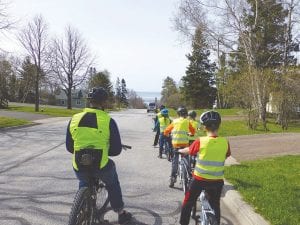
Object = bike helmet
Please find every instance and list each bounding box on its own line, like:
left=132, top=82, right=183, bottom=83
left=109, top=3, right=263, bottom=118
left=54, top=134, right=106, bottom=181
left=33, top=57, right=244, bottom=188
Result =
left=199, top=111, right=221, bottom=130
left=161, top=108, right=169, bottom=116
left=177, top=106, right=188, bottom=117
left=188, top=110, right=197, bottom=119
left=87, top=87, right=108, bottom=103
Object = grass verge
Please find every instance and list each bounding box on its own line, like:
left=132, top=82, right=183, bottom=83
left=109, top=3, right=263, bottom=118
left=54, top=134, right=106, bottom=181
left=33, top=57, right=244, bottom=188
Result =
left=7, top=105, right=83, bottom=117
left=225, top=155, right=300, bottom=225
left=0, top=116, right=30, bottom=128
left=219, top=119, right=300, bottom=136
left=168, top=108, right=244, bottom=117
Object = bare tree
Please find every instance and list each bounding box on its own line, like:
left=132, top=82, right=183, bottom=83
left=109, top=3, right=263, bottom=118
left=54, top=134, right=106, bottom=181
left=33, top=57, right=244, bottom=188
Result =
left=50, top=25, right=93, bottom=109
left=18, top=15, right=48, bottom=111
left=0, top=0, right=14, bottom=32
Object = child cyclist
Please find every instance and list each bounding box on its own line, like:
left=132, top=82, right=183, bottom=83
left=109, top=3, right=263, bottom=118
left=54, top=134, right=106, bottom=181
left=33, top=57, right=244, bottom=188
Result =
left=178, top=111, right=231, bottom=225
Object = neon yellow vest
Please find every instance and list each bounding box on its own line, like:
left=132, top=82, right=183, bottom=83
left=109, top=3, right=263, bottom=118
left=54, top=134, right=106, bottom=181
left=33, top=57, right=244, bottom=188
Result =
left=188, top=119, right=201, bottom=141
left=157, top=112, right=162, bottom=119
left=159, top=117, right=171, bottom=133
left=69, top=108, right=110, bottom=171
left=194, top=136, right=228, bottom=179
left=171, top=118, right=189, bottom=145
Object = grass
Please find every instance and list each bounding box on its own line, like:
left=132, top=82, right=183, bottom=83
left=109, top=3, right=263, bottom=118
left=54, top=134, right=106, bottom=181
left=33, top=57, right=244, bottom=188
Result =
left=225, top=155, right=300, bottom=225
left=0, top=116, right=30, bottom=128
left=6, top=105, right=83, bottom=117
left=219, top=119, right=300, bottom=136
left=168, top=108, right=245, bottom=117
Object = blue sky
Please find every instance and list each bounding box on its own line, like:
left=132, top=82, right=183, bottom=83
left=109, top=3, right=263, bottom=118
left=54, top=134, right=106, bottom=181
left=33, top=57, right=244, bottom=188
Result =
left=2, top=0, right=191, bottom=92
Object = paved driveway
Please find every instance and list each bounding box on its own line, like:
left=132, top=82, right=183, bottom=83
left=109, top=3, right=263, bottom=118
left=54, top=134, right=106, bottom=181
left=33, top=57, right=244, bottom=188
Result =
left=0, top=109, right=239, bottom=225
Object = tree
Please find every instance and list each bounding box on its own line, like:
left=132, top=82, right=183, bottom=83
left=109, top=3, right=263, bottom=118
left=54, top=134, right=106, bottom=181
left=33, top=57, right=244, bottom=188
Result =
left=0, top=0, right=14, bottom=33
left=18, top=15, right=48, bottom=112
left=115, top=77, right=121, bottom=108
left=88, top=69, right=114, bottom=107
left=127, top=89, right=145, bottom=109
left=160, top=76, right=179, bottom=106
left=0, top=56, right=11, bottom=108
left=181, top=28, right=217, bottom=108
left=18, top=57, right=36, bottom=103
left=50, top=25, right=93, bottom=109
left=120, top=78, right=128, bottom=107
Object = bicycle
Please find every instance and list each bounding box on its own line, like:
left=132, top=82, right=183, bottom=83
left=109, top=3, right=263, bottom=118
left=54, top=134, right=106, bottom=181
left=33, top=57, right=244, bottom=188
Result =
left=191, top=190, right=218, bottom=225
left=174, top=151, right=192, bottom=193
left=163, top=137, right=173, bottom=162
left=68, top=144, right=132, bottom=225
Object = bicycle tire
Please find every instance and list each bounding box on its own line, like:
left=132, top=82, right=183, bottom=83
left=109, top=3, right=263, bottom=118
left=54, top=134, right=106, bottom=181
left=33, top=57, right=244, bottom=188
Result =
left=95, top=182, right=109, bottom=212
left=68, top=187, right=93, bottom=225
left=181, top=157, right=190, bottom=193
left=191, top=200, right=200, bottom=225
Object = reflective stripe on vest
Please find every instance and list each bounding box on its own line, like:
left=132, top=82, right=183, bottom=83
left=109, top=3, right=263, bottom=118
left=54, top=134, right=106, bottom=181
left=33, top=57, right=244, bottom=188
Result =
left=69, top=108, right=110, bottom=171
left=159, top=117, right=171, bottom=133
left=171, top=118, right=189, bottom=145
left=194, top=136, right=228, bottom=179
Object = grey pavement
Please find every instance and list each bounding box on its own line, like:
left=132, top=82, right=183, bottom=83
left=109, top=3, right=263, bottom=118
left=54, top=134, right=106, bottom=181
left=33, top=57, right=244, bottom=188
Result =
left=0, top=109, right=269, bottom=225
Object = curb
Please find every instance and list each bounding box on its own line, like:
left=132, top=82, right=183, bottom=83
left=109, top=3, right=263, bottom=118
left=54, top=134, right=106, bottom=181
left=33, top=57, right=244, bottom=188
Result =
left=223, top=157, right=270, bottom=225
left=0, top=122, right=39, bottom=131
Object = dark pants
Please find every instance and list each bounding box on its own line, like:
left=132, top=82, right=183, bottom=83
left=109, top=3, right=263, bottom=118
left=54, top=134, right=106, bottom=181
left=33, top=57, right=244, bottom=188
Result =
left=153, top=128, right=160, bottom=146
left=75, top=159, right=124, bottom=212
left=180, top=178, right=224, bottom=225
left=159, top=133, right=172, bottom=156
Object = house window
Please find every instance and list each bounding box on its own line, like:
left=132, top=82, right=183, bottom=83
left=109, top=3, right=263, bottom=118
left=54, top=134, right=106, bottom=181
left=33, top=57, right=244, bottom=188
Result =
left=76, top=100, right=81, bottom=105
left=61, top=100, right=65, bottom=105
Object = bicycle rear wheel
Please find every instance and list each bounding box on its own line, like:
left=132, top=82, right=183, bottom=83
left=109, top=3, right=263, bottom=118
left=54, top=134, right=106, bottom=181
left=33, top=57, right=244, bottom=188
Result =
left=68, top=187, right=93, bottom=225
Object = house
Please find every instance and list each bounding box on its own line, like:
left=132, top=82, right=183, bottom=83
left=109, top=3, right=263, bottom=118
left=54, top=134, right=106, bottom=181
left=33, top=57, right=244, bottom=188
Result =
left=55, top=89, right=87, bottom=108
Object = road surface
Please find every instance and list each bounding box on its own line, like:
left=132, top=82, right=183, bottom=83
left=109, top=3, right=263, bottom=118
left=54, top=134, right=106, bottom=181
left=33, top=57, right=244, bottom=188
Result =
left=0, top=109, right=240, bottom=225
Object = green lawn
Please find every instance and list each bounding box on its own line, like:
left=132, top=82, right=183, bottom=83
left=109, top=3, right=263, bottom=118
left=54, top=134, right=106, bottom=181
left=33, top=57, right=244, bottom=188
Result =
left=225, top=155, right=300, bottom=225
left=0, top=116, right=30, bottom=128
left=168, top=108, right=244, bottom=117
left=7, top=105, right=83, bottom=117
left=219, top=119, right=300, bottom=136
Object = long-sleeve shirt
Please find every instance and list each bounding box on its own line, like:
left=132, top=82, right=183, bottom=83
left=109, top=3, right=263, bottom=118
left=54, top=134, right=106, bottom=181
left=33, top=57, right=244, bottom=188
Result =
left=66, top=118, right=122, bottom=156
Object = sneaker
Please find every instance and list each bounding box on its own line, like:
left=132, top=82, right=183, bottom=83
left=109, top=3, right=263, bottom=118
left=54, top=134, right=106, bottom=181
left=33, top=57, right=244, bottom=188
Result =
left=157, top=154, right=162, bottom=158
left=118, top=210, right=132, bottom=224
left=169, top=176, right=176, bottom=188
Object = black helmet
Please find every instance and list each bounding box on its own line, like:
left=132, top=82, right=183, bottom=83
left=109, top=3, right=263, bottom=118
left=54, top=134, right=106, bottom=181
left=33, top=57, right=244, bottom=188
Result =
left=177, top=106, right=188, bottom=117
left=199, top=111, right=221, bottom=130
left=87, top=87, right=108, bottom=103
left=188, top=110, right=197, bottom=119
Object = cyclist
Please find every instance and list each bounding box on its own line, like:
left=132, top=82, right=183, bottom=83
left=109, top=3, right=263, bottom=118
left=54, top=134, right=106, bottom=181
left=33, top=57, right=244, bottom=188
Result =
left=152, top=105, right=165, bottom=146
left=188, top=110, right=201, bottom=145
left=154, top=108, right=172, bottom=158
left=66, top=87, right=132, bottom=224
left=178, top=111, right=231, bottom=225
left=164, top=106, right=195, bottom=188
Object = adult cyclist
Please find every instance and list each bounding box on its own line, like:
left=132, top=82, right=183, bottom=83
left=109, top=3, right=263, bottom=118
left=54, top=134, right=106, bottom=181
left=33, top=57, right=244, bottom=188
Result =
left=66, top=87, right=132, bottom=224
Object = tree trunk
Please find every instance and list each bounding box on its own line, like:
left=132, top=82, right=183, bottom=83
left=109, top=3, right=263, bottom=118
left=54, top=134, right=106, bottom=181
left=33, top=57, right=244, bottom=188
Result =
left=67, top=88, right=72, bottom=109
left=34, top=70, right=39, bottom=112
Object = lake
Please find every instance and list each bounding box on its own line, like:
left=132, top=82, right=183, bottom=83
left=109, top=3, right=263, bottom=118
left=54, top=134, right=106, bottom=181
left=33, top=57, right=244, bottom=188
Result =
left=136, top=91, right=161, bottom=105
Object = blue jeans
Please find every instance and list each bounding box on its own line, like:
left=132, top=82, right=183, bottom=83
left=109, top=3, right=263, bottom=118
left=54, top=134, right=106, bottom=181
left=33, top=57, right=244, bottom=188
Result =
left=159, top=133, right=172, bottom=156
left=75, top=159, right=124, bottom=212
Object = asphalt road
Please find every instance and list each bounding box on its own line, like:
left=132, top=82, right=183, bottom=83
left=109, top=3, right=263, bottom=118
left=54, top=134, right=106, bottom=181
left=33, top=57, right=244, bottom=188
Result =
left=0, top=109, right=239, bottom=225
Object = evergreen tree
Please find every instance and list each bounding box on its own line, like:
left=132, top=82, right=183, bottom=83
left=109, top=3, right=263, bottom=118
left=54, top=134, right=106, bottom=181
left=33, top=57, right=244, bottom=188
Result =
left=120, top=78, right=128, bottom=107
left=88, top=70, right=114, bottom=98
left=160, top=76, right=183, bottom=108
left=19, top=57, right=36, bottom=103
left=181, top=28, right=217, bottom=108
left=115, top=77, right=121, bottom=108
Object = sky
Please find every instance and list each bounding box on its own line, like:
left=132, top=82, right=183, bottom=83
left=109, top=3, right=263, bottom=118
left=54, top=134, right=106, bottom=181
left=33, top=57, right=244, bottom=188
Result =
left=1, top=0, right=191, bottom=92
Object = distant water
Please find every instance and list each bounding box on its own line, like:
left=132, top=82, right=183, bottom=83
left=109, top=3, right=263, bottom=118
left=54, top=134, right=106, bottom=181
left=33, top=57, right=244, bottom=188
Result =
left=136, top=91, right=161, bottom=104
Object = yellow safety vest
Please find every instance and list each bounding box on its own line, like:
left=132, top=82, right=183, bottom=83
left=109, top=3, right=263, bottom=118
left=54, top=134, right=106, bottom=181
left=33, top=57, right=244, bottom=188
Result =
left=171, top=118, right=189, bottom=146
left=69, top=108, right=110, bottom=171
left=159, top=117, right=171, bottom=133
left=188, top=119, right=201, bottom=141
left=194, top=136, right=228, bottom=179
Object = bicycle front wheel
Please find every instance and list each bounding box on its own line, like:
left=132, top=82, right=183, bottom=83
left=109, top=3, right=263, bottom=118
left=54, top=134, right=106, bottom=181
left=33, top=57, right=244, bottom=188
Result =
left=68, top=187, right=93, bottom=225
left=206, top=212, right=218, bottom=225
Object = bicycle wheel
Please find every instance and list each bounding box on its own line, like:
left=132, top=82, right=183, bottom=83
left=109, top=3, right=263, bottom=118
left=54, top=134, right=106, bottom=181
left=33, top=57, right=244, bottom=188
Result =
left=68, top=187, right=93, bottom=225
left=191, top=200, right=200, bottom=225
left=95, top=182, right=109, bottom=212
left=206, top=212, right=218, bottom=225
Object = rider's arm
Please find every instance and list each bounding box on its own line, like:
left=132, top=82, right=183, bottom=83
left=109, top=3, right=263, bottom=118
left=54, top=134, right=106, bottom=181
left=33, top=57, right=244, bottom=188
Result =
left=178, top=147, right=189, bottom=154
left=108, top=118, right=122, bottom=156
left=188, top=122, right=195, bottom=136
left=163, top=123, right=174, bottom=136
left=226, top=142, right=231, bottom=158
left=188, top=139, right=200, bottom=156
left=66, top=120, right=74, bottom=154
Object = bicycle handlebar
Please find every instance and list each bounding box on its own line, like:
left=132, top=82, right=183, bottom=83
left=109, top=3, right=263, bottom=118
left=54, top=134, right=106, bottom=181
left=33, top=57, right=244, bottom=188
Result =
left=121, top=144, right=132, bottom=150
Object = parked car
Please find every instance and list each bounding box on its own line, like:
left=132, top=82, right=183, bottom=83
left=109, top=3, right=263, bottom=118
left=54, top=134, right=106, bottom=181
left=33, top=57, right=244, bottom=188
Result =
left=147, top=102, right=156, bottom=113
